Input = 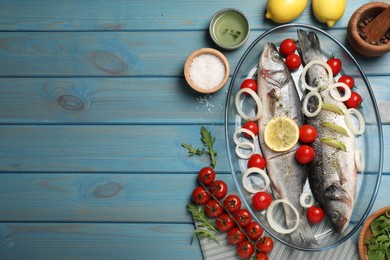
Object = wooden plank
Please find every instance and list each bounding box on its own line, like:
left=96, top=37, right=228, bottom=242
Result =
left=0, top=76, right=388, bottom=124
left=0, top=31, right=389, bottom=77
left=0, top=124, right=388, bottom=172
left=0, top=0, right=369, bottom=31
left=0, top=173, right=233, bottom=222
left=0, top=223, right=203, bottom=260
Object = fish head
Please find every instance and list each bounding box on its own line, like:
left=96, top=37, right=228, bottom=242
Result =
left=259, top=43, right=290, bottom=88
left=323, top=184, right=354, bottom=232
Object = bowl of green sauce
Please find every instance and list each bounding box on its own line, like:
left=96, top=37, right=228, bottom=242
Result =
left=209, top=8, right=250, bottom=50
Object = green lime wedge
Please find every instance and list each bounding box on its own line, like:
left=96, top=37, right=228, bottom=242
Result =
left=321, top=103, right=344, bottom=115
left=320, top=137, right=346, bottom=152
left=321, top=122, right=349, bottom=136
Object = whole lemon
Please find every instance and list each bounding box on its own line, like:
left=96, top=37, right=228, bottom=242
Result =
left=265, top=0, right=308, bottom=23
left=312, top=0, right=346, bottom=27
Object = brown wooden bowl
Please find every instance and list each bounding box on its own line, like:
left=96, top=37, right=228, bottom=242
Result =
left=184, top=48, right=230, bottom=94
left=347, top=2, right=390, bottom=57
left=358, top=206, right=390, bottom=260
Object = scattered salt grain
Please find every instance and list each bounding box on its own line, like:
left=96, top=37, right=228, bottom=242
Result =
left=189, top=54, right=225, bottom=90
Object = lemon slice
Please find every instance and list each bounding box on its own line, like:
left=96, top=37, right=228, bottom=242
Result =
left=264, top=116, right=299, bottom=152
left=320, top=137, right=346, bottom=152
left=321, top=103, right=344, bottom=115
left=321, top=122, right=349, bottom=136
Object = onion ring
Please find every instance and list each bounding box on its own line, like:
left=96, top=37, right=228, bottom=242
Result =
left=266, top=199, right=300, bottom=234
left=234, top=88, right=263, bottom=121
left=302, top=91, right=323, bottom=117
left=233, top=127, right=256, bottom=146
left=345, top=108, right=365, bottom=135
left=355, top=149, right=365, bottom=172
left=242, top=167, right=270, bottom=193
left=235, top=141, right=255, bottom=159
left=300, top=60, right=333, bottom=92
left=329, top=82, right=352, bottom=102
left=299, top=192, right=314, bottom=208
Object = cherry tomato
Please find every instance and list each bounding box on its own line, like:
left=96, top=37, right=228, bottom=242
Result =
left=237, top=240, right=255, bottom=259
left=247, top=154, right=266, bottom=170
left=227, top=227, right=246, bottom=245
left=234, top=209, right=252, bottom=228
left=299, top=124, right=317, bottom=143
left=295, top=145, right=315, bottom=165
left=285, top=53, right=301, bottom=70
left=245, top=221, right=263, bottom=241
left=243, top=121, right=259, bottom=138
left=223, top=194, right=242, bottom=214
left=256, top=237, right=274, bottom=253
left=338, top=75, right=355, bottom=89
left=209, top=180, right=228, bottom=200
left=198, top=166, right=216, bottom=186
left=240, top=79, right=257, bottom=94
left=216, top=213, right=235, bottom=232
left=345, top=91, right=363, bottom=109
left=204, top=199, right=224, bottom=218
left=256, top=253, right=269, bottom=260
left=327, top=57, right=342, bottom=75
left=191, top=186, right=210, bottom=205
left=279, top=38, right=297, bottom=56
left=307, top=205, right=324, bottom=224
left=252, top=191, right=272, bottom=211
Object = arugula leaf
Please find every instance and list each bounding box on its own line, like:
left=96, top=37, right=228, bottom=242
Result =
left=181, top=143, right=204, bottom=156
left=187, top=203, right=220, bottom=245
left=200, top=126, right=217, bottom=168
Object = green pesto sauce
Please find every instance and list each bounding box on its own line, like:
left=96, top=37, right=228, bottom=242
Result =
left=212, top=11, right=249, bottom=48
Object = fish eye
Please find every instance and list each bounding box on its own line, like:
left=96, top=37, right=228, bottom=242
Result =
left=271, top=53, right=280, bottom=61
left=331, top=212, right=339, bottom=221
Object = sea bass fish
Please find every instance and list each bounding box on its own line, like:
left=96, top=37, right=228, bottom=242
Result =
left=257, top=42, right=317, bottom=245
left=297, top=29, right=357, bottom=232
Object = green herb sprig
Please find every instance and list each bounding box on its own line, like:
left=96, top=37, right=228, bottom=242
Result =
left=364, top=210, right=390, bottom=260
left=187, top=203, right=219, bottom=245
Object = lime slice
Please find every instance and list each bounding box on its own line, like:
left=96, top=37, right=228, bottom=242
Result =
left=321, top=122, right=349, bottom=136
left=321, top=103, right=344, bottom=115
left=320, top=137, right=346, bottom=152
left=264, top=116, right=299, bottom=152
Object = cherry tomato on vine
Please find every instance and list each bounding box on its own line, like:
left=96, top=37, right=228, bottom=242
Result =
left=256, top=237, right=274, bottom=253
left=247, top=154, right=266, bottom=170
left=295, top=145, right=315, bottom=165
left=345, top=91, right=362, bottom=109
left=223, top=194, right=242, bottom=214
left=209, top=180, right=228, bottom=199
left=279, top=38, right=297, bottom=56
left=234, top=209, right=252, bottom=228
left=252, top=191, right=272, bottom=211
left=204, top=199, right=224, bottom=218
left=327, top=57, right=342, bottom=75
left=285, top=53, right=301, bottom=70
left=307, top=205, right=324, bottom=224
left=216, top=213, right=235, bottom=232
left=256, top=253, right=269, bottom=260
left=299, top=124, right=317, bottom=143
left=245, top=221, right=263, bottom=241
left=243, top=121, right=259, bottom=137
left=240, top=79, right=257, bottom=94
left=237, top=240, right=255, bottom=259
left=198, top=166, right=216, bottom=186
left=191, top=186, right=210, bottom=205
left=227, top=227, right=246, bottom=245
left=338, top=75, right=355, bottom=89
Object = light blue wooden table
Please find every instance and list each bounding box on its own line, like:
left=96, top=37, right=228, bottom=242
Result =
left=0, top=1, right=389, bottom=259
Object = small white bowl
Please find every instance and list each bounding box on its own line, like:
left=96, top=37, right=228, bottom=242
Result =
left=184, top=48, right=230, bottom=94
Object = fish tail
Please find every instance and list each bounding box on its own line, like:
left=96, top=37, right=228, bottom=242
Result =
left=297, top=29, right=322, bottom=62
left=290, top=217, right=319, bottom=246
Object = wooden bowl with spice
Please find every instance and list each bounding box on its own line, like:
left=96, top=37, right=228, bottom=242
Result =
left=358, top=206, right=390, bottom=260
left=347, top=2, right=390, bottom=57
left=184, top=48, right=230, bottom=94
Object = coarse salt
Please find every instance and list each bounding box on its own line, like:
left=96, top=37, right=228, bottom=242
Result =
left=189, top=54, right=225, bottom=90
